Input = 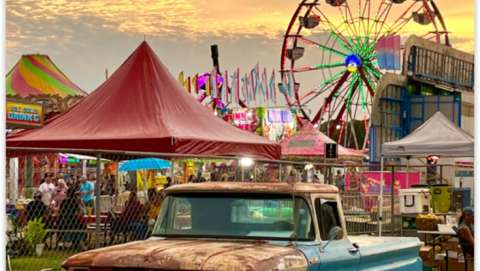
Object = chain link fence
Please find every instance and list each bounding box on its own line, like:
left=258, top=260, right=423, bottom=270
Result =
left=7, top=157, right=468, bottom=271
left=7, top=169, right=165, bottom=271
left=342, top=193, right=400, bottom=235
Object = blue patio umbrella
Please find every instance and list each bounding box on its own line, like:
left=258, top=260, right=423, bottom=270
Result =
left=119, top=158, right=171, bottom=171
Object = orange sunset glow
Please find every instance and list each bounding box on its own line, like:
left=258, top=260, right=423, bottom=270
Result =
left=6, top=0, right=474, bottom=92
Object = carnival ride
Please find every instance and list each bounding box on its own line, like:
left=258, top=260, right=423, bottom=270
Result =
left=280, top=0, right=449, bottom=149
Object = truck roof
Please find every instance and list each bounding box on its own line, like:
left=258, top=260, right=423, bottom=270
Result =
left=166, top=182, right=339, bottom=194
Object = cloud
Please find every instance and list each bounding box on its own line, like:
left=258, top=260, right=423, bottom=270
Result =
left=6, top=0, right=293, bottom=41
left=6, top=0, right=475, bottom=96
left=7, top=0, right=474, bottom=48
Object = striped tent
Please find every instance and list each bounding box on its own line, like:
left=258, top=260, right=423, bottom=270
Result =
left=6, top=54, right=87, bottom=98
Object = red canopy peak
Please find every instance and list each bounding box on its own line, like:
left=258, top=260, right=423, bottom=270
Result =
left=7, top=42, right=280, bottom=160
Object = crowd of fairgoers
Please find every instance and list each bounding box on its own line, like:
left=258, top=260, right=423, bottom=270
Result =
left=9, top=171, right=172, bottom=251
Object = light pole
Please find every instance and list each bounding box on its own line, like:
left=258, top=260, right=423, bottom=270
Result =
left=239, top=157, right=254, bottom=181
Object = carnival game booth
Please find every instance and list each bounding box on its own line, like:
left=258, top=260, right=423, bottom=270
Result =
left=280, top=122, right=364, bottom=160
left=6, top=55, right=88, bottom=199
left=223, top=107, right=297, bottom=143
left=6, top=54, right=87, bottom=127
left=279, top=122, right=364, bottom=183
left=381, top=112, right=474, bottom=269
left=382, top=112, right=474, bottom=213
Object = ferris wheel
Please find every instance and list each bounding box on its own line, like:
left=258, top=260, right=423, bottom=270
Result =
left=280, top=0, right=449, bottom=149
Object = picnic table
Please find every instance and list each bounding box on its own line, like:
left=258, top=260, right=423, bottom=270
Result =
left=45, top=213, right=112, bottom=249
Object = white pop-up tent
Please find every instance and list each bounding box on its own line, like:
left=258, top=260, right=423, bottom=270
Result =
left=377, top=111, right=474, bottom=235
left=382, top=111, right=474, bottom=157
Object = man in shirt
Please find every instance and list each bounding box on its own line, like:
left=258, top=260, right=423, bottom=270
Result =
left=79, top=177, right=94, bottom=207
left=39, top=173, right=56, bottom=206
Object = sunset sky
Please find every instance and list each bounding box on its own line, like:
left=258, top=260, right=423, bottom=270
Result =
left=6, top=0, right=475, bottom=93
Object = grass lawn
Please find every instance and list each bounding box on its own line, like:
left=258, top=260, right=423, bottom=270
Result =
left=10, top=250, right=77, bottom=271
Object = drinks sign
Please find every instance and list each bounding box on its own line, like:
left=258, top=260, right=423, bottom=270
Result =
left=6, top=101, right=44, bottom=128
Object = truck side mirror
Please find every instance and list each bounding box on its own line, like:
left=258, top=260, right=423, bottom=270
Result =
left=328, top=226, right=344, bottom=241
left=320, top=226, right=344, bottom=252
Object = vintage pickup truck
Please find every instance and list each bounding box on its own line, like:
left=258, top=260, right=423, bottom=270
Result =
left=62, top=182, right=422, bottom=271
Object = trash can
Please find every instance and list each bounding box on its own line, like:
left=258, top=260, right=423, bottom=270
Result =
left=430, top=185, right=451, bottom=213
left=451, top=187, right=471, bottom=211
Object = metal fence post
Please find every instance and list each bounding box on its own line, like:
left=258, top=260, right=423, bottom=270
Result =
left=391, top=165, right=395, bottom=235
left=279, top=163, right=282, bottom=182
left=440, top=165, right=443, bottom=184
left=379, top=156, right=384, bottom=236
left=170, top=159, right=175, bottom=183
left=95, top=153, right=101, bottom=248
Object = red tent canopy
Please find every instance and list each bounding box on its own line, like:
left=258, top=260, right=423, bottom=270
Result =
left=280, top=123, right=363, bottom=159
left=7, top=42, right=280, bottom=160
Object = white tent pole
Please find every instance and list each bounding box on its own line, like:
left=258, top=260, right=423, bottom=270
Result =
left=379, top=155, right=384, bottom=237
left=406, top=156, right=410, bottom=187
left=95, top=153, right=101, bottom=248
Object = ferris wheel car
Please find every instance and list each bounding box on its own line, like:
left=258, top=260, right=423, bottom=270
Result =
left=326, top=0, right=347, bottom=7
left=413, top=12, right=434, bottom=25
left=286, top=47, right=305, bottom=61
left=299, top=15, right=321, bottom=29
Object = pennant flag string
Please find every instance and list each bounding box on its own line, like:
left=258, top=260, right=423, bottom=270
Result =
left=179, top=65, right=284, bottom=107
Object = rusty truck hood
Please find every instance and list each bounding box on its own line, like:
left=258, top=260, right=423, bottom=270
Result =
left=63, top=238, right=308, bottom=271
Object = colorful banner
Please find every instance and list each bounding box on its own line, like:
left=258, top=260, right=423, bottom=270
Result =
left=6, top=101, right=44, bottom=128
left=223, top=107, right=296, bottom=142
left=375, top=35, right=401, bottom=70
left=345, top=171, right=420, bottom=194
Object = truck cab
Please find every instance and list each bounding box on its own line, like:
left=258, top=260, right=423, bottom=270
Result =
left=62, top=182, right=422, bottom=271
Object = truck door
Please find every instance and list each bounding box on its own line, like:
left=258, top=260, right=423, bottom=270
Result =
left=315, top=198, right=360, bottom=271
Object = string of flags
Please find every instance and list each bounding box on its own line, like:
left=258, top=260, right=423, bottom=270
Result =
left=178, top=65, right=295, bottom=108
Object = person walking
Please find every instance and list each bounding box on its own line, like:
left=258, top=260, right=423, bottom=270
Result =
left=57, top=187, right=87, bottom=250
left=79, top=177, right=94, bottom=208
left=334, top=170, right=345, bottom=192
left=51, top=179, right=68, bottom=209
left=145, top=189, right=162, bottom=229
left=39, top=174, right=56, bottom=206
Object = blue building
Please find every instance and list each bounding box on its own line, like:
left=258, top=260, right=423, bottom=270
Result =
left=369, top=36, right=474, bottom=162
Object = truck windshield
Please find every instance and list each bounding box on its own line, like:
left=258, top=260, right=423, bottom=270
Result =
left=152, top=193, right=314, bottom=241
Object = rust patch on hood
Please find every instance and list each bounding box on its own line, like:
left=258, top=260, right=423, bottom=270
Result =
left=63, top=239, right=308, bottom=271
